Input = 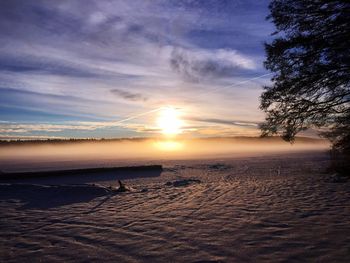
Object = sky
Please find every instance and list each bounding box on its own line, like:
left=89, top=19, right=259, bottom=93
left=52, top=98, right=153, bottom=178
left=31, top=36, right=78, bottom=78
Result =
left=0, top=0, right=274, bottom=139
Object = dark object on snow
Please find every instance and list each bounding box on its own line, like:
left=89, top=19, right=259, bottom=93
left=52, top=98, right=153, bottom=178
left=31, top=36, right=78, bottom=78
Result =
left=117, top=180, right=127, bottom=192
left=0, top=165, right=163, bottom=181
left=329, top=174, right=349, bottom=183
left=165, top=179, right=201, bottom=187
left=208, top=163, right=231, bottom=171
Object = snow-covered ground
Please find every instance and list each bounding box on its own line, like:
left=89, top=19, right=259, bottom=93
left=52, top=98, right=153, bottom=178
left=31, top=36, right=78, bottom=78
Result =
left=1, top=151, right=350, bottom=262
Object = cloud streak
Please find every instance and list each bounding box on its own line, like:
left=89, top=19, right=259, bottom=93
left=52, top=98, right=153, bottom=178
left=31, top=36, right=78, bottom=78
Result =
left=170, top=47, right=257, bottom=82
left=187, top=117, right=259, bottom=128
left=111, top=89, right=148, bottom=102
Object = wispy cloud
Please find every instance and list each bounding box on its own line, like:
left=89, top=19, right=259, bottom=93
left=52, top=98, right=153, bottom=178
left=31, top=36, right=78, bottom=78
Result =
left=187, top=117, right=259, bottom=128
left=0, top=123, right=103, bottom=133
left=111, top=89, right=148, bottom=102
left=170, top=47, right=257, bottom=82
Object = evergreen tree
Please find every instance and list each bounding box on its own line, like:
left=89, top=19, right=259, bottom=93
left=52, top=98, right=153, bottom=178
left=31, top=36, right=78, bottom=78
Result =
left=261, top=0, right=350, bottom=172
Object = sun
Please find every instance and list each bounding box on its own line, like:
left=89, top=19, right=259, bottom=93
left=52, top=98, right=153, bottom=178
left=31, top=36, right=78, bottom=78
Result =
left=156, top=107, right=183, bottom=136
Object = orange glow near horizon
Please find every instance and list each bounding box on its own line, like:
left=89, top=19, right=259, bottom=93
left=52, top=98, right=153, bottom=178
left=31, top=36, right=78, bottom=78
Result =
left=153, top=140, right=184, bottom=151
left=156, top=107, right=184, bottom=136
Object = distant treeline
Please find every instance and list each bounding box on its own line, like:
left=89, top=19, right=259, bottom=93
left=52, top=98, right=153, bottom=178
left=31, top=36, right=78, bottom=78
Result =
left=0, top=137, right=147, bottom=146
left=0, top=136, right=325, bottom=146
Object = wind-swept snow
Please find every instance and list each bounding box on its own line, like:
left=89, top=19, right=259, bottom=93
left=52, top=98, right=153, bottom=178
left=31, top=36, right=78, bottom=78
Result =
left=1, top=152, right=349, bottom=262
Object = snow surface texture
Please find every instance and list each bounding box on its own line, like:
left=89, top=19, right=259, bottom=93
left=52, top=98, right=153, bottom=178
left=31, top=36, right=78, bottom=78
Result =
left=1, top=152, right=350, bottom=262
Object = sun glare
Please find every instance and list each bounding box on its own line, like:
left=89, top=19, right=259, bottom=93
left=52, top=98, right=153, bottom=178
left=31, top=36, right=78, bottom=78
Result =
left=156, top=107, right=183, bottom=136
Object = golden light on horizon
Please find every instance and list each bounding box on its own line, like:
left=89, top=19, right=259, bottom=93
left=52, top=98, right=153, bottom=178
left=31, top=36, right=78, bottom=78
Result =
left=153, top=140, right=184, bottom=151
left=156, top=107, right=184, bottom=136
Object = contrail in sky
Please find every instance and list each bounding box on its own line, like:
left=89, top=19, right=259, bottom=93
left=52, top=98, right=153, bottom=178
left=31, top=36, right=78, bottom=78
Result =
left=111, top=107, right=164, bottom=125
left=112, top=72, right=273, bottom=125
left=198, top=72, right=272, bottom=98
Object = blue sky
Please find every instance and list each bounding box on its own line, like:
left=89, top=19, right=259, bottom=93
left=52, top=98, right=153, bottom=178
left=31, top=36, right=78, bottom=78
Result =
left=0, top=0, right=273, bottom=139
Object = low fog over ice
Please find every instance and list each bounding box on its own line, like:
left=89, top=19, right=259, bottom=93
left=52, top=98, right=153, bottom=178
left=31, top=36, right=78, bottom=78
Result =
left=0, top=137, right=328, bottom=172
